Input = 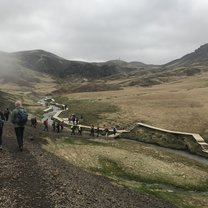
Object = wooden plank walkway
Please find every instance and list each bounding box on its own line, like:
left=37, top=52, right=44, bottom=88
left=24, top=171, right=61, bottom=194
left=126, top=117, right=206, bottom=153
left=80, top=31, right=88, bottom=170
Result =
left=137, top=123, right=208, bottom=154
left=46, top=105, right=208, bottom=155
left=52, top=110, right=127, bottom=137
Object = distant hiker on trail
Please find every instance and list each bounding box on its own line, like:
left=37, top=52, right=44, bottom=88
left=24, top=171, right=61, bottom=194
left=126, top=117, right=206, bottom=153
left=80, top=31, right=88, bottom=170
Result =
left=56, top=121, right=60, bottom=133
left=52, top=120, right=56, bottom=132
left=0, top=108, right=5, bottom=150
left=113, top=127, right=117, bottom=135
left=72, top=114, right=76, bottom=124
left=104, top=126, right=109, bottom=138
left=90, top=125, right=95, bottom=137
left=96, top=126, right=100, bottom=137
left=11, top=100, right=28, bottom=151
left=4, top=108, right=10, bottom=121
left=60, top=121, right=64, bottom=131
left=71, top=125, right=76, bottom=135
left=31, top=117, right=37, bottom=128
left=43, top=118, right=49, bottom=131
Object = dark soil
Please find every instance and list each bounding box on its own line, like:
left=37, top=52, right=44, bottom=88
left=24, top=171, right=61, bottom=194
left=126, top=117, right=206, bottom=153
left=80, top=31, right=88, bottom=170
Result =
left=0, top=122, right=176, bottom=208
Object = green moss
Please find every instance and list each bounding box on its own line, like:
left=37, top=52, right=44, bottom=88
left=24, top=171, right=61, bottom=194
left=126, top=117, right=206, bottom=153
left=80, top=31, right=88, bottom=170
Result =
left=89, top=157, right=208, bottom=192
left=139, top=186, right=194, bottom=208
left=34, top=108, right=45, bottom=119
left=63, top=138, right=108, bottom=146
left=90, top=157, right=204, bottom=207
left=57, top=98, right=120, bottom=125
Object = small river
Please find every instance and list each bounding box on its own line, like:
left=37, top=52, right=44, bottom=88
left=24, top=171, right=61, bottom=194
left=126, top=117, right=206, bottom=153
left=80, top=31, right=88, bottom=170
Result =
left=154, top=144, right=208, bottom=166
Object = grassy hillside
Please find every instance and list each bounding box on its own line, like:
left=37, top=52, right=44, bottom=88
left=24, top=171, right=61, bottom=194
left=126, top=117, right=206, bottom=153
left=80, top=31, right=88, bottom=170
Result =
left=44, top=137, right=208, bottom=208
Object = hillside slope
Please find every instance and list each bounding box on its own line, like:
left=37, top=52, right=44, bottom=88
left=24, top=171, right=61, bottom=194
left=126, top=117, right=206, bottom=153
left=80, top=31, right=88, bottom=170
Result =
left=0, top=122, right=176, bottom=208
left=12, top=50, right=146, bottom=79
left=165, top=43, right=208, bottom=68
left=0, top=52, right=45, bottom=87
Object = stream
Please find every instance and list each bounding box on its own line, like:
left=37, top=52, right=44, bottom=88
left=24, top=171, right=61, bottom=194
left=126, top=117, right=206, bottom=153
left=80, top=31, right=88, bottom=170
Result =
left=152, top=144, right=208, bottom=166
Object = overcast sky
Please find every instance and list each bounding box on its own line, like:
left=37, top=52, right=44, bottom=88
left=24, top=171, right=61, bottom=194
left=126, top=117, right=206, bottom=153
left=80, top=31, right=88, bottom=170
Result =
left=0, top=0, right=208, bottom=64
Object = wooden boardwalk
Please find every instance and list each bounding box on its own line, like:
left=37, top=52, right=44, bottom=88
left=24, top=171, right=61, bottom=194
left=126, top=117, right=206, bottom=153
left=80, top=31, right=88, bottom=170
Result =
left=47, top=104, right=208, bottom=156
left=52, top=110, right=127, bottom=137
left=136, top=123, right=208, bottom=154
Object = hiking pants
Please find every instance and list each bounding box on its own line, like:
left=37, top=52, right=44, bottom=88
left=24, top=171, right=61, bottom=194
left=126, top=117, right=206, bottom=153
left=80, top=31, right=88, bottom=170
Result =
left=0, top=127, right=3, bottom=146
left=15, top=127, right=25, bottom=148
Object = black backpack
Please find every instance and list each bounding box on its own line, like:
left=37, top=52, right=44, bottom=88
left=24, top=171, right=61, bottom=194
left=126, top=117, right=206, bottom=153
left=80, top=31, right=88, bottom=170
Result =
left=16, top=109, right=28, bottom=126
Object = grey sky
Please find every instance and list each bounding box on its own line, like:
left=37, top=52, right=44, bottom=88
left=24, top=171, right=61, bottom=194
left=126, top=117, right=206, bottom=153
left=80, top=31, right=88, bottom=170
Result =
left=0, top=0, right=208, bottom=64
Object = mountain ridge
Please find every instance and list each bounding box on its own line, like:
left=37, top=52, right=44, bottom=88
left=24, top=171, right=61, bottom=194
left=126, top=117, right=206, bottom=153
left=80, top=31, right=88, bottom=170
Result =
left=11, top=50, right=146, bottom=79
left=0, top=43, right=208, bottom=88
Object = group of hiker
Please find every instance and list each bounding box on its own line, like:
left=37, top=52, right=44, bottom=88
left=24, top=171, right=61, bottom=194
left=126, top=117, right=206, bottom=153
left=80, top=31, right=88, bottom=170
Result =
left=52, top=119, right=64, bottom=133
left=42, top=118, right=64, bottom=132
left=88, top=125, right=117, bottom=138
left=0, top=99, right=118, bottom=152
left=67, top=113, right=117, bottom=137
left=0, top=100, right=28, bottom=151
left=70, top=121, right=117, bottom=138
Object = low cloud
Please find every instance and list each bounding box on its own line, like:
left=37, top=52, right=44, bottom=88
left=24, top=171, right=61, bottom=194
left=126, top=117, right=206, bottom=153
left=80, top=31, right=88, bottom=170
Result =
left=0, top=0, right=208, bottom=64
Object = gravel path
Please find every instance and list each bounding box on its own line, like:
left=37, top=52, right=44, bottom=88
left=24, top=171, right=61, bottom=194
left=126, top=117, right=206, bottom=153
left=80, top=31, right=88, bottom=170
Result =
left=0, top=122, right=176, bottom=208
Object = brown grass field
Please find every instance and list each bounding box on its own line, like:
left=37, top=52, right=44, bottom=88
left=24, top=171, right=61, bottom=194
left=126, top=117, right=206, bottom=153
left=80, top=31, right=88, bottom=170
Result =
left=60, top=72, right=208, bottom=141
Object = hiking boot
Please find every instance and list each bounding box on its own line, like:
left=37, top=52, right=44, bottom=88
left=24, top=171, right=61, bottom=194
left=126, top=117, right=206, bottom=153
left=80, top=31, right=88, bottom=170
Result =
left=0, top=145, right=2, bottom=150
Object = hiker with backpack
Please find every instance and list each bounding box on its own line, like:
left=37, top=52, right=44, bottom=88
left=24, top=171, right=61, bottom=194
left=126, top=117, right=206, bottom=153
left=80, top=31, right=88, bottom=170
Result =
left=90, top=125, right=95, bottom=137
left=11, top=100, right=28, bottom=151
left=104, top=125, right=109, bottom=139
left=0, top=108, right=5, bottom=150
left=43, top=118, right=49, bottom=131
left=113, top=126, right=117, bottom=135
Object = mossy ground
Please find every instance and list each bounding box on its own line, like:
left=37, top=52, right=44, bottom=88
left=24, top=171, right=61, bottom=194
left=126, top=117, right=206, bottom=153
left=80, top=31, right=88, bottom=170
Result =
left=44, top=137, right=208, bottom=208
left=55, top=96, right=120, bottom=125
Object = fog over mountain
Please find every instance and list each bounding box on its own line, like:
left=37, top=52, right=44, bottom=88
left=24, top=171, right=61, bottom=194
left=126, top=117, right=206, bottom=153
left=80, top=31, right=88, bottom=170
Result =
left=0, top=52, right=18, bottom=76
left=0, top=43, right=208, bottom=88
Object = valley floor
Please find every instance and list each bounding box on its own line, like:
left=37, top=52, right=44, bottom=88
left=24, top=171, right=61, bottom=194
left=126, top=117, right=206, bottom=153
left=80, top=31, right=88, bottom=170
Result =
left=0, top=122, right=176, bottom=208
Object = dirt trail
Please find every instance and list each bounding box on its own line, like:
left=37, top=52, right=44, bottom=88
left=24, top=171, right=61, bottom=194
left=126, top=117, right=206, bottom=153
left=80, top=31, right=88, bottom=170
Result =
left=0, top=122, right=176, bottom=208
